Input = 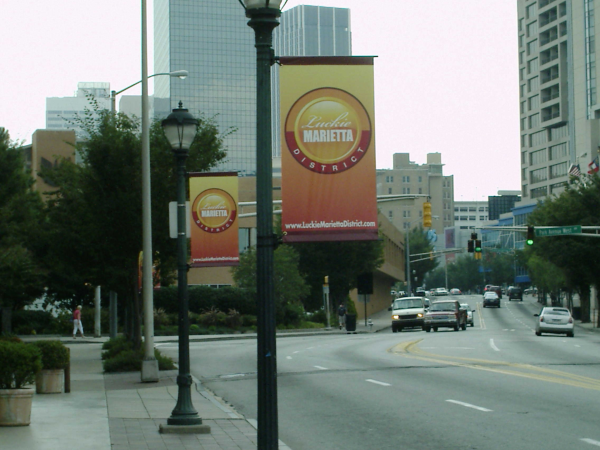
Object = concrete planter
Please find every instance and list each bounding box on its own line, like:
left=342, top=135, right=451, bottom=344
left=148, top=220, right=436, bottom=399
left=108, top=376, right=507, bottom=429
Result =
left=0, top=388, right=34, bottom=426
left=36, top=369, right=64, bottom=394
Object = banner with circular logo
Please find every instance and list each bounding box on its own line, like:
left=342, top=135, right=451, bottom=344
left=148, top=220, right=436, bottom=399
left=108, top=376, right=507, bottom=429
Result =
left=189, top=173, right=239, bottom=267
left=279, top=57, right=379, bottom=243
left=285, top=87, right=371, bottom=174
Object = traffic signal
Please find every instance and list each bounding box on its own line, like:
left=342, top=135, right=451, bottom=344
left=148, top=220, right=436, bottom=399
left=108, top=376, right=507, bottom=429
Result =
left=471, top=232, right=478, bottom=241
left=475, top=239, right=482, bottom=253
left=423, top=202, right=432, bottom=227
left=526, top=226, right=534, bottom=245
left=467, top=240, right=474, bottom=253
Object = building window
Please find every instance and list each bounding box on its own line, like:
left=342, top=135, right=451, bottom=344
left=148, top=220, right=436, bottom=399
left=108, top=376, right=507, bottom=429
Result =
left=530, top=168, right=548, bottom=183
left=402, top=176, right=410, bottom=183
left=388, top=211, right=393, bottom=219
left=530, top=148, right=547, bottom=165
left=402, top=187, right=410, bottom=194
left=527, top=39, right=538, bottom=56
left=418, top=176, right=422, bottom=182
left=550, top=162, right=568, bottom=179
left=528, top=79, right=539, bottom=94
left=480, top=216, right=486, bottom=220
left=527, top=58, right=539, bottom=75
left=550, top=182, right=567, bottom=195
left=403, top=210, right=411, bottom=218
left=549, top=142, right=568, bottom=160
left=529, top=114, right=540, bottom=128
left=530, top=130, right=547, bottom=146
left=527, top=21, right=538, bottom=38
left=526, top=2, right=537, bottom=19
left=388, top=188, right=392, bottom=194
left=529, top=94, right=540, bottom=109
left=386, top=175, right=394, bottom=183
left=531, top=186, right=548, bottom=199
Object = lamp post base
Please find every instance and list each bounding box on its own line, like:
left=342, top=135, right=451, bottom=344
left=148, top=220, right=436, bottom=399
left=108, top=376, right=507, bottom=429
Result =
left=159, top=423, right=210, bottom=434
left=141, top=358, right=159, bottom=382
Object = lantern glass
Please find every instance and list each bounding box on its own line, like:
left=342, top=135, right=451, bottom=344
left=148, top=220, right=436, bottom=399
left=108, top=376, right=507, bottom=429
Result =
left=244, top=0, right=283, bottom=9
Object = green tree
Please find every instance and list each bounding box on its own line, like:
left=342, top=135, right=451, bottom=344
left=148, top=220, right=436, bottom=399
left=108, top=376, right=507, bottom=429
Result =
left=447, top=255, right=484, bottom=292
left=39, top=105, right=228, bottom=344
left=483, top=252, right=514, bottom=287
left=527, top=174, right=600, bottom=322
left=231, top=245, right=310, bottom=324
left=291, top=238, right=384, bottom=311
left=0, top=128, right=46, bottom=332
left=407, top=226, right=438, bottom=290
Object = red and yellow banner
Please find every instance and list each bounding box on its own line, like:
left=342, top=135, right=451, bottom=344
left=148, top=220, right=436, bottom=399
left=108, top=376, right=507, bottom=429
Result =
left=189, top=173, right=239, bottom=267
left=280, top=56, right=378, bottom=242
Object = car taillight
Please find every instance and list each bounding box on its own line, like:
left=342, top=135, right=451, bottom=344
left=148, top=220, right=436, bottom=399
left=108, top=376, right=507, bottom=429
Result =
left=569, top=317, right=573, bottom=324
left=540, top=316, right=544, bottom=322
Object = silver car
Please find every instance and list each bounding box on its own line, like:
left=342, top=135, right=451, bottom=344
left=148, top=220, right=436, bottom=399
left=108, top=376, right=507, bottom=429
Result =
left=534, top=307, right=574, bottom=337
left=460, top=303, right=474, bottom=327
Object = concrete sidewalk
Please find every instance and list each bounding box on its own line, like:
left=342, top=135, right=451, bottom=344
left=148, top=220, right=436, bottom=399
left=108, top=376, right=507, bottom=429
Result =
left=5, top=313, right=391, bottom=450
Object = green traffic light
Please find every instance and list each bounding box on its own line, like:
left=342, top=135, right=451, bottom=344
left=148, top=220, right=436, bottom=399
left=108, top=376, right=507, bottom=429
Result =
left=526, top=238, right=534, bottom=245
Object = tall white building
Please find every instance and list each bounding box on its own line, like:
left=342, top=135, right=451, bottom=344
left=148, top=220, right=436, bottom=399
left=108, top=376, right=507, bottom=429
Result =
left=46, top=82, right=111, bottom=138
left=518, top=0, right=600, bottom=201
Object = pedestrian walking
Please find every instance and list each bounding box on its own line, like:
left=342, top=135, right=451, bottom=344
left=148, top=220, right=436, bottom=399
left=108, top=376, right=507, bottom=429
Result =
left=337, top=304, right=347, bottom=330
left=73, top=305, right=85, bottom=339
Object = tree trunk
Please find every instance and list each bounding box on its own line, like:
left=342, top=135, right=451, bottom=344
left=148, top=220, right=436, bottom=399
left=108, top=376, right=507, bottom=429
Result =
left=579, top=285, right=591, bottom=323
left=132, top=265, right=142, bottom=350
left=1, top=307, right=12, bottom=334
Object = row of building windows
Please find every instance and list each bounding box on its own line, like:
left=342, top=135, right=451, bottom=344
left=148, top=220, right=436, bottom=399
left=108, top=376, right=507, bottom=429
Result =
left=528, top=162, right=568, bottom=184
left=454, top=216, right=488, bottom=221
left=454, top=206, right=488, bottom=212
left=384, top=175, right=425, bottom=183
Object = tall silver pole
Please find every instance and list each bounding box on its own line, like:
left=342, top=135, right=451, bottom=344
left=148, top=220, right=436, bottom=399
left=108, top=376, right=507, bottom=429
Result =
left=141, top=0, right=158, bottom=382
left=406, top=230, right=411, bottom=296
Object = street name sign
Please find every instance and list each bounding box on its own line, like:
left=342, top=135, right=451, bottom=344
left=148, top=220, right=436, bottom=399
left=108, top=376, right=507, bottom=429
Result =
left=535, top=225, right=581, bottom=237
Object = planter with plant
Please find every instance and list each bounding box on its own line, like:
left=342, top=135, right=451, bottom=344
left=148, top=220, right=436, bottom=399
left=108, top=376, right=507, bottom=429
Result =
left=30, top=340, right=69, bottom=394
left=0, top=341, right=42, bottom=426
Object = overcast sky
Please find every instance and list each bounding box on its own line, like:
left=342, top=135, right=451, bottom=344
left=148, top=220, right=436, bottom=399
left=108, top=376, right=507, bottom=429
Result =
left=1, top=1, right=519, bottom=201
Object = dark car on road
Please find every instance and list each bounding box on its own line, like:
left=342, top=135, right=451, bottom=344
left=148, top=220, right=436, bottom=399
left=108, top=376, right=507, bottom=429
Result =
left=423, top=300, right=467, bottom=332
left=483, top=291, right=501, bottom=308
left=508, top=287, right=523, bottom=301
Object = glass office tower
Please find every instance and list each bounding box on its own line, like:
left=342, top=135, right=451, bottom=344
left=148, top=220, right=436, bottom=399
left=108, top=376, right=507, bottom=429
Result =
left=154, top=2, right=351, bottom=174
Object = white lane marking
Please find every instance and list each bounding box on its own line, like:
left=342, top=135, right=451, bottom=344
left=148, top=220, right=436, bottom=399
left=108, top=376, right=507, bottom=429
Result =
left=220, top=373, right=245, bottom=379
left=306, top=347, right=315, bottom=350
left=581, top=438, right=600, bottom=447
left=314, top=366, right=328, bottom=370
left=366, top=379, right=391, bottom=387
left=490, top=339, right=500, bottom=352
left=446, top=399, right=493, bottom=412
left=293, top=351, right=300, bottom=354
left=286, top=356, right=292, bottom=360
left=575, top=345, right=581, bottom=348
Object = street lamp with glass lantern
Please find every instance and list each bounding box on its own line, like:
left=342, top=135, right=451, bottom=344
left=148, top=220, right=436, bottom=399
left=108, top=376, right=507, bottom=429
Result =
left=160, top=102, right=207, bottom=430
left=237, top=1, right=286, bottom=448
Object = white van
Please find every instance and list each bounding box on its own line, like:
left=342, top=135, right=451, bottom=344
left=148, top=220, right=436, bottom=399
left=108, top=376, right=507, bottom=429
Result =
left=388, top=296, right=427, bottom=333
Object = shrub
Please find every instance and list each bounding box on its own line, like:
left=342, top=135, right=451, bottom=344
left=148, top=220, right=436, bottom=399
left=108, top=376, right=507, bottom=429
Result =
left=0, top=334, right=23, bottom=343
left=101, top=336, right=175, bottom=372
left=29, top=340, right=69, bottom=369
left=12, top=310, right=55, bottom=335
left=154, top=308, right=173, bottom=327
left=225, top=309, right=242, bottom=328
left=0, top=341, right=42, bottom=389
left=280, top=302, right=305, bottom=327
left=199, top=307, right=226, bottom=326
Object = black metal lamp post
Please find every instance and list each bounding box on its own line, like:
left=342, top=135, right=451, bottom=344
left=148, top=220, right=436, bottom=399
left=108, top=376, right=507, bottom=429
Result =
left=238, top=1, right=284, bottom=448
left=161, top=101, right=201, bottom=426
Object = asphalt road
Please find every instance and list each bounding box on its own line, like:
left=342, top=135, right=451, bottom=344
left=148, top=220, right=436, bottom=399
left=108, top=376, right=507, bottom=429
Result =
left=159, top=295, right=600, bottom=450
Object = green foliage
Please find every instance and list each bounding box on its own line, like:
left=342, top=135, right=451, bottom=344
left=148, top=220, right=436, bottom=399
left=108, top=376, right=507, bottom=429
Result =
left=29, top=340, right=69, bottom=370
left=407, top=226, right=438, bottom=289
left=0, top=341, right=42, bottom=389
left=11, top=310, right=66, bottom=335
left=232, top=245, right=311, bottom=321
left=524, top=174, right=600, bottom=321
left=0, top=334, right=22, bottom=343
left=0, top=128, right=46, bottom=316
left=101, top=336, right=175, bottom=372
left=154, top=285, right=255, bottom=316
left=290, top=239, right=384, bottom=311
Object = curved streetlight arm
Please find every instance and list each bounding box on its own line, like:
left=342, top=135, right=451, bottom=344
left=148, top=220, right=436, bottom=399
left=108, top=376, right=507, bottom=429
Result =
left=110, top=70, right=189, bottom=111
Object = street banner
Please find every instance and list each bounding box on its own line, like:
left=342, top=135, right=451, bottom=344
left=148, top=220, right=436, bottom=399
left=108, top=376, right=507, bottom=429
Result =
left=279, top=56, right=378, bottom=242
left=189, top=172, right=239, bottom=267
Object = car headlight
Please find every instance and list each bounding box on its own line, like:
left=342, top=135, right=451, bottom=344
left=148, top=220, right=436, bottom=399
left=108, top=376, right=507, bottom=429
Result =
left=417, top=313, right=423, bottom=318
left=392, top=315, right=399, bottom=320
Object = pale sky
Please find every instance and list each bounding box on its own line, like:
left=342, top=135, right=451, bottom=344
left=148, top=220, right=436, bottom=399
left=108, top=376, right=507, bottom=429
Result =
left=1, top=1, right=520, bottom=201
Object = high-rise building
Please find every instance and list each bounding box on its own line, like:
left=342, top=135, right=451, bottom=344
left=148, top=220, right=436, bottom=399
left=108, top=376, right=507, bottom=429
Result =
left=376, top=153, right=454, bottom=251
left=154, top=0, right=257, bottom=175
left=518, top=1, right=599, bottom=202
left=153, top=2, right=351, bottom=175
left=488, top=190, right=521, bottom=220
left=46, top=83, right=110, bottom=138
left=272, top=5, right=352, bottom=159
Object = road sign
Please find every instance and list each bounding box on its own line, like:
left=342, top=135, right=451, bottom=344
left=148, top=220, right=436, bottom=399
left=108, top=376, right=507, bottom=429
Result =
left=535, top=225, right=582, bottom=237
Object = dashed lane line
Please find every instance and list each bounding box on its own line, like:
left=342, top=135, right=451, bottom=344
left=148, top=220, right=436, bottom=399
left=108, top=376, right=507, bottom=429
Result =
left=490, top=339, right=500, bottom=352
left=366, top=379, right=391, bottom=387
left=446, top=399, right=493, bottom=412
left=582, top=438, right=600, bottom=447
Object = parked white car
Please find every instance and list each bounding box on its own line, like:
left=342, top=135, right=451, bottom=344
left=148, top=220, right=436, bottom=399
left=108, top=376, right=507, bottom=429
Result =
left=534, top=307, right=574, bottom=337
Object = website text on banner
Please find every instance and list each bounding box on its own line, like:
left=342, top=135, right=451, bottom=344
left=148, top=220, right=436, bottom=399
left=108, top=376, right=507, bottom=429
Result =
left=189, top=172, right=239, bottom=267
left=279, top=56, right=378, bottom=243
